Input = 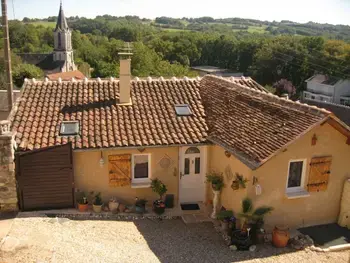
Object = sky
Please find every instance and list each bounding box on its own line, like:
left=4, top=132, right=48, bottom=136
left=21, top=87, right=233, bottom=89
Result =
left=9, top=0, right=350, bottom=25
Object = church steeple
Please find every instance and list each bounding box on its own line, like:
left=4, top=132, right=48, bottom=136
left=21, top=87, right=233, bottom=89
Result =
left=55, top=1, right=69, bottom=32
left=52, top=1, right=77, bottom=72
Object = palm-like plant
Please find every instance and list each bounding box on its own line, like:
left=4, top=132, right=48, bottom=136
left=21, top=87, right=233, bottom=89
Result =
left=238, top=198, right=273, bottom=230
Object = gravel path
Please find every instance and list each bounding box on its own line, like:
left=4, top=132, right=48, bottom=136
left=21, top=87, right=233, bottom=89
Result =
left=0, top=217, right=349, bottom=263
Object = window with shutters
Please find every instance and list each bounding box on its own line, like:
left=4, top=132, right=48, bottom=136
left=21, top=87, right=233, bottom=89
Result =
left=307, top=156, right=332, bottom=192
left=286, top=159, right=306, bottom=193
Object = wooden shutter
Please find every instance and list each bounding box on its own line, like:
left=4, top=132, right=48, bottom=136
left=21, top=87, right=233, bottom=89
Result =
left=108, top=154, right=131, bottom=187
left=307, top=156, right=332, bottom=192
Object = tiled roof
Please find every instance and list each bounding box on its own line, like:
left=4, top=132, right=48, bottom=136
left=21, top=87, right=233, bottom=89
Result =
left=11, top=75, right=333, bottom=169
left=47, top=70, right=85, bottom=81
left=201, top=75, right=331, bottom=169
left=11, top=77, right=210, bottom=151
left=302, top=99, right=350, bottom=126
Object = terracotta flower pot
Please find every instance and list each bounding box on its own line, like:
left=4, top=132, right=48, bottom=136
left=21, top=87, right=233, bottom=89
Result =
left=93, top=204, right=103, bottom=213
left=108, top=201, right=119, bottom=212
left=272, top=225, right=290, bottom=248
left=78, top=203, right=89, bottom=212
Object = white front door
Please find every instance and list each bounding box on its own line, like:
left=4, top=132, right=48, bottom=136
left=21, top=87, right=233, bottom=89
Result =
left=179, top=146, right=207, bottom=203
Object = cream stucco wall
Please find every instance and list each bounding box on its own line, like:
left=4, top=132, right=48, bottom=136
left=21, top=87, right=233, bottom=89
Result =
left=73, top=147, right=179, bottom=206
left=252, top=122, right=350, bottom=230
left=208, top=145, right=252, bottom=213
left=73, top=122, right=349, bottom=230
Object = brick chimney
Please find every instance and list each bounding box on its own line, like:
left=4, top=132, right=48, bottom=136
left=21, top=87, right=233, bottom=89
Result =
left=119, top=58, right=131, bottom=104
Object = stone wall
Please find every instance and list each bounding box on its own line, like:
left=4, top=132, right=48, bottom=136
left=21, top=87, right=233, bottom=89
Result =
left=0, top=120, right=18, bottom=211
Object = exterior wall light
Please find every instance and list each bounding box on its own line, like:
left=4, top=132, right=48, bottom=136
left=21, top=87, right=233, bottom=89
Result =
left=99, top=151, right=104, bottom=167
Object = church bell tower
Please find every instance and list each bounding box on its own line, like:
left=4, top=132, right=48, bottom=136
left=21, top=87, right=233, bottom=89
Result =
left=53, top=1, right=77, bottom=72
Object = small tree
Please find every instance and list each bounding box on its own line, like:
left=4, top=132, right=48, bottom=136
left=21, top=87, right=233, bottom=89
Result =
left=12, top=64, right=43, bottom=88
left=273, top=79, right=296, bottom=98
left=151, top=178, right=167, bottom=199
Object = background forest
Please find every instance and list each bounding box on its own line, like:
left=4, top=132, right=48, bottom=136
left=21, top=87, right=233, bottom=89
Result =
left=1, top=15, right=350, bottom=97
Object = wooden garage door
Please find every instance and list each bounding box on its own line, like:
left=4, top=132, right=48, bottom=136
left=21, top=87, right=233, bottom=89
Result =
left=16, top=143, right=74, bottom=211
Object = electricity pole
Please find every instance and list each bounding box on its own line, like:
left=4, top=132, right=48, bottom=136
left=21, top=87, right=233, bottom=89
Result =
left=2, top=0, right=13, bottom=111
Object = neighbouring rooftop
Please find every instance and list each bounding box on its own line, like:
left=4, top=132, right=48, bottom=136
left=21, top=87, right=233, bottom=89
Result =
left=306, top=74, right=341, bottom=86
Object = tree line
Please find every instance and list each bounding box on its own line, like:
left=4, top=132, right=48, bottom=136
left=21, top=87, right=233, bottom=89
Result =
left=0, top=16, right=349, bottom=97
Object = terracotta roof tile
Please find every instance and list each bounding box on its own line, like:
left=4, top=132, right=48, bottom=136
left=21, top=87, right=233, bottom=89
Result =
left=12, top=77, right=214, bottom=150
left=46, top=70, right=85, bottom=81
left=200, top=75, right=330, bottom=168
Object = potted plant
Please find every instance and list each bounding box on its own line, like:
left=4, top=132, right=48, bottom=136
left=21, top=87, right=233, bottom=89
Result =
left=135, top=197, right=147, bottom=213
left=206, top=171, right=224, bottom=191
left=231, top=173, right=249, bottom=190
left=217, top=210, right=235, bottom=233
left=92, top=192, right=103, bottom=213
left=206, top=171, right=224, bottom=219
left=238, top=197, right=273, bottom=244
left=153, top=199, right=166, bottom=215
left=108, top=197, right=119, bottom=212
left=77, top=192, right=89, bottom=212
left=151, top=178, right=167, bottom=215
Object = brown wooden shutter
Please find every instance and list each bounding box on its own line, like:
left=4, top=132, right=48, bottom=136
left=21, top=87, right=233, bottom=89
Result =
left=307, top=156, right=332, bottom=192
left=108, top=154, right=131, bottom=187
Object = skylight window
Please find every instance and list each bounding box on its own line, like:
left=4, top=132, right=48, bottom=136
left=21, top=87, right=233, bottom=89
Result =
left=60, top=121, right=79, bottom=136
left=175, top=104, right=192, bottom=116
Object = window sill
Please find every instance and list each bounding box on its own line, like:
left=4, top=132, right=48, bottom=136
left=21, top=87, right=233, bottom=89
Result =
left=131, top=180, right=151, bottom=189
left=286, top=189, right=310, bottom=199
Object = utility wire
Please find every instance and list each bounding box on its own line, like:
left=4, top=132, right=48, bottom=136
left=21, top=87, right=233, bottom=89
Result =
left=273, top=48, right=350, bottom=73
left=273, top=50, right=350, bottom=79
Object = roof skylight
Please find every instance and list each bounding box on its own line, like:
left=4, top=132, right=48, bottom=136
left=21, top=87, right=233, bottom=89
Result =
left=175, top=104, right=192, bottom=116
left=60, top=121, right=79, bottom=136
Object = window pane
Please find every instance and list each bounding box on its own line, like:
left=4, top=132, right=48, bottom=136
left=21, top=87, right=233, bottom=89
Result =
left=288, top=161, right=303, bottom=188
left=134, top=155, right=149, bottom=179
left=175, top=105, right=192, bottom=116
left=195, top=157, right=200, bottom=174
left=185, top=147, right=200, bottom=154
left=184, top=158, right=190, bottom=175
left=60, top=121, right=79, bottom=135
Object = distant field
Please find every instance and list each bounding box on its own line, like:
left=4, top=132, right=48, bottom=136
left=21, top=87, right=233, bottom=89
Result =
left=247, top=25, right=267, bottom=33
left=161, top=27, right=187, bottom=32
left=28, top=21, right=56, bottom=28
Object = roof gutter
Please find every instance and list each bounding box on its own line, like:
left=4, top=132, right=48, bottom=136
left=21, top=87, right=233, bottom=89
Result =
left=73, top=142, right=212, bottom=153
left=207, top=137, right=258, bottom=170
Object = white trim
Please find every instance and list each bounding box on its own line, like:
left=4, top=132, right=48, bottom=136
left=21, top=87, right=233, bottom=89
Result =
left=286, top=189, right=310, bottom=199
left=286, top=159, right=307, bottom=193
left=131, top=153, right=151, bottom=183
left=178, top=146, right=207, bottom=203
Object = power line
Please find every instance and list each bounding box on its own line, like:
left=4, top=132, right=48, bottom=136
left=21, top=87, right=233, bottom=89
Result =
left=273, top=50, right=350, bottom=79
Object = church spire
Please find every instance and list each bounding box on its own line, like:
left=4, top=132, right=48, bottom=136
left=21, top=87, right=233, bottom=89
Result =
left=55, top=1, right=69, bottom=31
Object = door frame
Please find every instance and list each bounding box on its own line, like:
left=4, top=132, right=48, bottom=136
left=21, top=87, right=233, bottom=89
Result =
left=178, top=145, right=208, bottom=204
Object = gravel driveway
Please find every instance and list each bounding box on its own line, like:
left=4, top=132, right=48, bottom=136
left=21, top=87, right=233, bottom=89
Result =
left=0, top=217, right=349, bottom=263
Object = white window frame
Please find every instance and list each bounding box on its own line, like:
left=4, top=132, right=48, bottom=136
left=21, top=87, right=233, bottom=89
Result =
left=132, top=153, right=151, bottom=183
left=286, top=159, right=307, bottom=193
